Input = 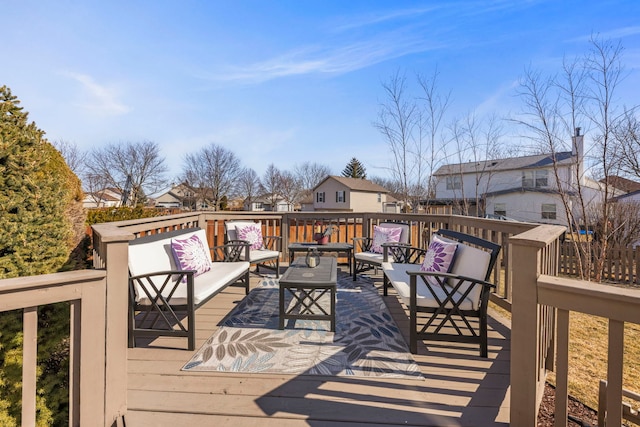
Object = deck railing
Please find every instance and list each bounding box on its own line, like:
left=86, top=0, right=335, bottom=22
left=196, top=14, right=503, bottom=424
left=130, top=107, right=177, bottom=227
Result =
left=510, top=225, right=640, bottom=427
left=0, top=270, right=123, bottom=426
left=7, top=210, right=639, bottom=425
left=92, top=211, right=535, bottom=309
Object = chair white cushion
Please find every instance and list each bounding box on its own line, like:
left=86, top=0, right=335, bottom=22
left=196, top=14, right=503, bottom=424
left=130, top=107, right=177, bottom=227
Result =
left=354, top=251, right=384, bottom=265
left=381, top=262, right=475, bottom=311
left=244, top=248, right=279, bottom=263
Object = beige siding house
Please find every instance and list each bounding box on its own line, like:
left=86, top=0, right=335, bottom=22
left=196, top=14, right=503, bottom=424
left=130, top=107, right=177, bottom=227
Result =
left=312, top=176, right=389, bottom=212
left=83, top=188, right=122, bottom=208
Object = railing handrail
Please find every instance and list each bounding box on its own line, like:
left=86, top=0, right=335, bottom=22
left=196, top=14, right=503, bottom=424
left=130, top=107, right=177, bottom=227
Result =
left=538, top=274, right=640, bottom=323
left=0, top=269, right=105, bottom=294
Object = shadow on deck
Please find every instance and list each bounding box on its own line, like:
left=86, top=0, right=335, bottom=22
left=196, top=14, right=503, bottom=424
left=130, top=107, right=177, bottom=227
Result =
left=125, top=267, right=511, bottom=426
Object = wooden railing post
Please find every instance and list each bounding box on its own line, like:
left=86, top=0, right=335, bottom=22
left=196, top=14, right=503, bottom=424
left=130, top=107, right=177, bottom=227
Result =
left=99, top=228, right=133, bottom=425
left=607, top=319, right=624, bottom=426
left=510, top=235, right=542, bottom=426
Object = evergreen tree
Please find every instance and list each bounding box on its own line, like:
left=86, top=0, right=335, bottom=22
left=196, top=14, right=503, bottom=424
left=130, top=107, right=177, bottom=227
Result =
left=0, top=86, right=83, bottom=277
left=0, top=86, right=85, bottom=425
left=342, top=157, right=367, bottom=179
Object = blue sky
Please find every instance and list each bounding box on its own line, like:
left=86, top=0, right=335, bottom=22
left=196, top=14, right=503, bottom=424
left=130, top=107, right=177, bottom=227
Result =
left=3, top=1, right=639, bottom=181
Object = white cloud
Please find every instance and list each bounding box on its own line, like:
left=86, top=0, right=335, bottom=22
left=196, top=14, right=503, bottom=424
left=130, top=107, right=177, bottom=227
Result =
left=568, top=26, right=640, bottom=43
left=207, top=33, right=443, bottom=85
left=64, top=72, right=130, bottom=116
left=475, top=79, right=521, bottom=117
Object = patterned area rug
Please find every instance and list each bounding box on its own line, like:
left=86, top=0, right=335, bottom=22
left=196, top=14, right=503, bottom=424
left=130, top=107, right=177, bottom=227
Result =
left=182, top=272, right=424, bottom=379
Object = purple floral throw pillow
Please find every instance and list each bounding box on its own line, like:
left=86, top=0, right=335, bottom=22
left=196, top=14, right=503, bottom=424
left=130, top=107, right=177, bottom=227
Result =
left=420, top=235, right=458, bottom=284
left=237, top=223, right=264, bottom=250
left=371, top=225, right=403, bottom=254
left=171, top=234, right=211, bottom=282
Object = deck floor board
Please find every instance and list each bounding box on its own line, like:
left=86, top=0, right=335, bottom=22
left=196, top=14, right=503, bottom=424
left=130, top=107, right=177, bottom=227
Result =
left=126, top=268, right=511, bottom=426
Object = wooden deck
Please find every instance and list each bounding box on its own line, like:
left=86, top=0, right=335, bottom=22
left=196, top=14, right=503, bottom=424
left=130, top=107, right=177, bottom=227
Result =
left=125, top=267, right=511, bottom=426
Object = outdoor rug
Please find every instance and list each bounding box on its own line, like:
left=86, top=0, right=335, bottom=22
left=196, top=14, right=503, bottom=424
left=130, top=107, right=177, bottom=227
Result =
left=182, top=272, right=424, bottom=379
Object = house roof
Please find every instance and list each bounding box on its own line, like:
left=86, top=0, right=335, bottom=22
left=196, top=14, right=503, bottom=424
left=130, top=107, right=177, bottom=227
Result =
left=88, top=192, right=120, bottom=202
left=313, top=176, right=389, bottom=193
left=433, top=151, right=574, bottom=176
left=245, top=193, right=288, bottom=204
left=601, top=176, right=640, bottom=193
left=614, top=189, right=640, bottom=202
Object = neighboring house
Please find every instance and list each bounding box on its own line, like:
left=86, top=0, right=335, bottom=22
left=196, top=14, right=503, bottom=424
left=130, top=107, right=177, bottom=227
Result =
left=226, top=197, right=245, bottom=211
left=382, top=194, right=403, bottom=213
left=83, top=187, right=122, bottom=208
left=312, top=176, right=389, bottom=212
left=431, top=131, right=619, bottom=227
left=154, top=183, right=210, bottom=210
left=297, top=190, right=314, bottom=212
left=614, top=189, right=640, bottom=203
left=244, top=193, right=295, bottom=212
left=602, top=176, right=640, bottom=194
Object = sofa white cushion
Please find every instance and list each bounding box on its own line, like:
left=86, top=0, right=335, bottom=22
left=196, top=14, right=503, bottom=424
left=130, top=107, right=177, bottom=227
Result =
left=245, top=248, right=279, bottom=263
left=448, top=243, right=491, bottom=310
left=129, top=228, right=248, bottom=305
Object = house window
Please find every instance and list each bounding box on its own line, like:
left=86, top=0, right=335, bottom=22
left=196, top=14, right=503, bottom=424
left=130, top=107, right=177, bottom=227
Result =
left=446, top=176, right=462, bottom=190
left=523, top=170, right=548, bottom=188
left=377, top=192, right=381, bottom=202
left=541, top=203, right=556, bottom=220
left=494, top=203, right=506, bottom=216
left=336, top=191, right=346, bottom=203
left=316, top=192, right=325, bottom=203
left=535, top=170, right=548, bottom=187
left=255, top=202, right=263, bottom=210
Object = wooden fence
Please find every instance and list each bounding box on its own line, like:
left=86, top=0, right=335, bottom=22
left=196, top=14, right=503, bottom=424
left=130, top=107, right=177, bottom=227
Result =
left=560, top=241, right=640, bottom=285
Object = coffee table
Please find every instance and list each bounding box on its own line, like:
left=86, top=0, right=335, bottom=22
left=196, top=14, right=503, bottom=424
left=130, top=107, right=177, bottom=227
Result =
left=278, top=256, right=337, bottom=332
left=288, top=242, right=353, bottom=275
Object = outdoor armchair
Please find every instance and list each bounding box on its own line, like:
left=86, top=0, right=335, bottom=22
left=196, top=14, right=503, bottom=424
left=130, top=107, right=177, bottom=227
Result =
left=224, top=220, right=281, bottom=278
left=352, top=221, right=410, bottom=281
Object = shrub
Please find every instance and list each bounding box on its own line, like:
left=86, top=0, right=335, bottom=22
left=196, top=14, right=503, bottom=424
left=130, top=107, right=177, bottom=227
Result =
left=0, top=86, right=85, bottom=425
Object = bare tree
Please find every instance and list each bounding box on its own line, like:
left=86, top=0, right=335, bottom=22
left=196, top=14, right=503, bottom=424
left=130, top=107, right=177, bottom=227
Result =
left=515, top=37, right=631, bottom=281
left=375, top=69, right=452, bottom=213
left=261, top=163, right=282, bottom=209
left=446, top=116, right=471, bottom=215
left=583, top=36, right=628, bottom=280
left=416, top=68, right=450, bottom=210
left=181, top=143, right=242, bottom=211
left=374, top=71, right=417, bottom=211
left=87, top=140, right=168, bottom=206
left=278, top=170, right=302, bottom=211
left=237, top=167, right=261, bottom=207
left=52, top=139, right=87, bottom=177
left=516, top=63, right=593, bottom=279
left=369, top=176, right=403, bottom=195
left=614, top=108, right=640, bottom=179
left=294, top=162, right=331, bottom=190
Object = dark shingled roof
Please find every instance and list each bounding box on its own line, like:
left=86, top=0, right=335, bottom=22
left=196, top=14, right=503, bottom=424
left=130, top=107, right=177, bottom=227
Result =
left=433, top=151, right=574, bottom=176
